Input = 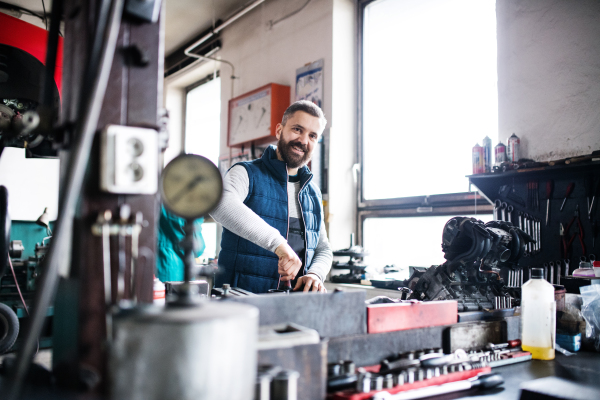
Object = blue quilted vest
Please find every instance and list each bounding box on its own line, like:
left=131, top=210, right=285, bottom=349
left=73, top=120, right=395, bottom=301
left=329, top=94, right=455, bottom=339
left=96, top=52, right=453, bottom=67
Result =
left=216, top=145, right=323, bottom=293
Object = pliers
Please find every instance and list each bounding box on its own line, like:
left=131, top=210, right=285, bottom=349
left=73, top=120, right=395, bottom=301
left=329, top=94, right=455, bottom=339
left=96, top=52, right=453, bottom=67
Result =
left=561, top=205, right=586, bottom=258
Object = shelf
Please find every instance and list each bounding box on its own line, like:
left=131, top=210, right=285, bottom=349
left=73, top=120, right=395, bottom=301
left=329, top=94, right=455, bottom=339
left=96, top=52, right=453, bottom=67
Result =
left=468, top=161, right=600, bottom=274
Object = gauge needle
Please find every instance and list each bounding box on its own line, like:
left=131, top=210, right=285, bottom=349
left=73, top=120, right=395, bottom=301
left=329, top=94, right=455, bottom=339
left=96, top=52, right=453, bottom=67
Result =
left=256, top=107, right=266, bottom=128
left=169, top=175, right=204, bottom=205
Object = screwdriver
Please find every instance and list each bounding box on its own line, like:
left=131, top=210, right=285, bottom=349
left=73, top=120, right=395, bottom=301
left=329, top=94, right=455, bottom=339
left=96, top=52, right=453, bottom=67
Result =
left=560, top=182, right=575, bottom=212
left=546, top=180, right=554, bottom=226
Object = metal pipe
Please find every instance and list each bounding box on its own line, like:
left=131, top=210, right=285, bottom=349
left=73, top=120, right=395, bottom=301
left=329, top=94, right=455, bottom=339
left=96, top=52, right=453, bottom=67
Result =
left=184, top=0, right=265, bottom=57
left=8, top=0, right=124, bottom=397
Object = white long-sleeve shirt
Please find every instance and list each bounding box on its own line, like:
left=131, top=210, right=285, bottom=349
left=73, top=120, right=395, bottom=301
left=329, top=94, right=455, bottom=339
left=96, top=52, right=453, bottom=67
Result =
left=210, top=165, right=333, bottom=282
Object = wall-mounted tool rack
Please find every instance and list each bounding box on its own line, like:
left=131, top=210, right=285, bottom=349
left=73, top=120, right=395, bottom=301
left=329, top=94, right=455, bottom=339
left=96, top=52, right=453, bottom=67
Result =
left=468, top=161, right=600, bottom=286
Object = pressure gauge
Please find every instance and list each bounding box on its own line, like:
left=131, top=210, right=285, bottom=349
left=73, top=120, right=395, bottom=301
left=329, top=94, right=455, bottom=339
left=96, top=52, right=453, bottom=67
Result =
left=160, top=154, right=223, bottom=219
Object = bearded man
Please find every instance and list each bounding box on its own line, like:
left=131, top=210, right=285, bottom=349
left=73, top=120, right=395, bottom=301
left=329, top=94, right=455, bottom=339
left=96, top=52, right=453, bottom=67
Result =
left=210, top=100, right=332, bottom=294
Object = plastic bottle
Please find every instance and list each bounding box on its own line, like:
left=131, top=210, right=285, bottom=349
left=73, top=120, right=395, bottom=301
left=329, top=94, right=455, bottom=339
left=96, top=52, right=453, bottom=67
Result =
left=521, top=268, right=555, bottom=360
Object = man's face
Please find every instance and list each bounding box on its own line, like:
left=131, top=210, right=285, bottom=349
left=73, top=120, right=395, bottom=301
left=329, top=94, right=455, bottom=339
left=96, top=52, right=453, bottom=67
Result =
left=275, top=111, right=323, bottom=169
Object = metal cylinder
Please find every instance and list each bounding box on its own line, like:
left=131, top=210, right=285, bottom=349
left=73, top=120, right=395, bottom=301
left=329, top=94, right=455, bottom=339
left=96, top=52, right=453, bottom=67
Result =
left=109, top=302, right=259, bottom=400
left=272, top=369, right=300, bottom=400
left=255, top=372, right=273, bottom=400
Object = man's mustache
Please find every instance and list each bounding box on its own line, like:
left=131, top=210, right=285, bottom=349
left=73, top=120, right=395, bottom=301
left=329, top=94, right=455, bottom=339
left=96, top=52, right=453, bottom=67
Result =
left=288, top=141, right=307, bottom=153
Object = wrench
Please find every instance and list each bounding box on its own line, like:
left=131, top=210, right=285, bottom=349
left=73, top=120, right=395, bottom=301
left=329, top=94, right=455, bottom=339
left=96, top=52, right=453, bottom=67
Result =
left=543, top=262, right=549, bottom=281
left=501, top=202, right=508, bottom=221
left=549, top=261, right=555, bottom=284
left=555, top=260, right=562, bottom=284
left=494, top=199, right=501, bottom=221
left=564, top=259, right=570, bottom=276
left=506, top=205, right=513, bottom=223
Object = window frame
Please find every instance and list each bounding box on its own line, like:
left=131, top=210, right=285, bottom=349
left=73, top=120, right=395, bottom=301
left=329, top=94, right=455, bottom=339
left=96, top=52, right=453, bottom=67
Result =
left=183, top=71, right=221, bottom=223
left=356, top=0, right=492, bottom=244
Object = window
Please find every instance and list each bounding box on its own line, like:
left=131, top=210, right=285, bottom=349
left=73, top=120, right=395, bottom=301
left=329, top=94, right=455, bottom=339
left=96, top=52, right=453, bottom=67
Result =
left=358, top=0, right=496, bottom=272
left=185, top=74, right=221, bottom=261
left=185, top=74, right=221, bottom=165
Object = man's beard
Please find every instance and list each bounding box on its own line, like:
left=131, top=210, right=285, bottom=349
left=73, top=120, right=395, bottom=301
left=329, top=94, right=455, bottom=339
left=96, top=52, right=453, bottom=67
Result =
left=277, top=136, right=312, bottom=169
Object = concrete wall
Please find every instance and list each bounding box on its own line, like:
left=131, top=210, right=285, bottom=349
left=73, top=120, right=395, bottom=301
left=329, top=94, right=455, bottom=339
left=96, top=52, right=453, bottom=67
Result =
left=497, top=0, right=600, bottom=161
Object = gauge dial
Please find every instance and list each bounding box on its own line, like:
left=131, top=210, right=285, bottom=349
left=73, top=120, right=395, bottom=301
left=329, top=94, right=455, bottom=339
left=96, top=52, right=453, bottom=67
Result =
left=160, top=154, right=223, bottom=219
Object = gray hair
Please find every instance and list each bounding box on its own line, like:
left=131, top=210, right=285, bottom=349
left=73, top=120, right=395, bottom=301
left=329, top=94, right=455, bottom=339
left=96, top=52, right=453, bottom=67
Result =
left=281, top=100, right=327, bottom=130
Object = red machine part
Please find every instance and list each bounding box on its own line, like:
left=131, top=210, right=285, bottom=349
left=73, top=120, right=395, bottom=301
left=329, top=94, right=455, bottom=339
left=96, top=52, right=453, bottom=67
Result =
left=367, top=301, right=458, bottom=334
left=0, top=12, right=63, bottom=97
left=330, top=366, right=492, bottom=400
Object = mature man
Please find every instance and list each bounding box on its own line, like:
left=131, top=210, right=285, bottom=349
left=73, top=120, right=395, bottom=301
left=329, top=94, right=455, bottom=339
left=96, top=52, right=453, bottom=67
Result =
left=210, top=100, right=332, bottom=294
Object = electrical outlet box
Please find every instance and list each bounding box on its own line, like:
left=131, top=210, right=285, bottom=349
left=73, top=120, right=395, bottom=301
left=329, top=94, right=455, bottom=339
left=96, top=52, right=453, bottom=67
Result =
left=100, top=125, right=158, bottom=194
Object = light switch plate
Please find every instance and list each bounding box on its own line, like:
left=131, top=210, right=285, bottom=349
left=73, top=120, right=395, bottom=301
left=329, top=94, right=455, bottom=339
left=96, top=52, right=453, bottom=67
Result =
left=100, top=125, right=158, bottom=194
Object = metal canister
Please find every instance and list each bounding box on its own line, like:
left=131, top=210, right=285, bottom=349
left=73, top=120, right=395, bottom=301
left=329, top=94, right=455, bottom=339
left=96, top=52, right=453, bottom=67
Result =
left=472, top=143, right=484, bottom=174
left=507, top=133, right=520, bottom=162
left=482, top=136, right=492, bottom=172
left=109, top=302, right=259, bottom=400
left=495, top=142, right=507, bottom=164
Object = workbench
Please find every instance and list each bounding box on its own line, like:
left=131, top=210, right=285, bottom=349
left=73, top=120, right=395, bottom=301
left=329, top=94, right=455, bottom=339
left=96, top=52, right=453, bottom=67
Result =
left=450, top=352, right=600, bottom=399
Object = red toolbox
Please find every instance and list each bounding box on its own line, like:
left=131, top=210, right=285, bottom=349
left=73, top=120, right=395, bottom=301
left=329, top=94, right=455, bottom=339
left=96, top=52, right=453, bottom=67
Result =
left=367, top=301, right=458, bottom=333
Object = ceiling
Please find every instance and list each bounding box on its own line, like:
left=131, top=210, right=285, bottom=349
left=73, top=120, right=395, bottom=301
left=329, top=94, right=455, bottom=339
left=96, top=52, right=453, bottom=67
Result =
left=1, top=0, right=250, bottom=56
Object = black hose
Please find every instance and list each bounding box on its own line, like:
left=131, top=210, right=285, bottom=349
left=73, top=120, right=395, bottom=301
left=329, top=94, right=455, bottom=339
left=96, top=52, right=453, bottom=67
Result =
left=7, top=0, right=124, bottom=397
left=41, top=0, right=63, bottom=110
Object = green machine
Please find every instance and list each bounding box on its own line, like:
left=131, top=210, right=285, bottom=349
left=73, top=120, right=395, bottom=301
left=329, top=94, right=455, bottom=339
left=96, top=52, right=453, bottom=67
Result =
left=0, top=193, right=53, bottom=354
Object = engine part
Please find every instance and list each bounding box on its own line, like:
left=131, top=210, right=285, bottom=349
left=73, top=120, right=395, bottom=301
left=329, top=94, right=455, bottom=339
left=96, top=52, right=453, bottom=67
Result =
left=109, top=301, right=259, bottom=400
left=405, top=217, right=534, bottom=311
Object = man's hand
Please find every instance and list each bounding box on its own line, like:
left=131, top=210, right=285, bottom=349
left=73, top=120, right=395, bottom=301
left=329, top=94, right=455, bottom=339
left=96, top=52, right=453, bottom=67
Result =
left=294, top=274, right=327, bottom=293
left=275, top=243, right=302, bottom=281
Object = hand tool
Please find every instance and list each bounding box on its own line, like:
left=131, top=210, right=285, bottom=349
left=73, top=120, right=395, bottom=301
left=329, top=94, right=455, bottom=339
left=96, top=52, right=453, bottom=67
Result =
left=506, top=205, right=513, bottom=223
left=501, top=202, right=507, bottom=221
left=493, top=199, right=501, bottom=220
left=555, top=260, right=562, bottom=284
left=560, top=182, right=575, bottom=211
left=564, top=259, right=570, bottom=276
left=543, top=263, right=549, bottom=282
left=589, top=177, right=600, bottom=219
left=535, top=180, right=539, bottom=210
left=548, top=261, right=555, bottom=284
left=562, top=206, right=586, bottom=257
left=546, top=180, right=554, bottom=226
left=372, top=373, right=504, bottom=400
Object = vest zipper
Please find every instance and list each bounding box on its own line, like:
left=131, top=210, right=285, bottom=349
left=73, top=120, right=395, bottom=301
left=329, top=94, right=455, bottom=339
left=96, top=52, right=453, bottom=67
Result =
left=297, top=178, right=310, bottom=272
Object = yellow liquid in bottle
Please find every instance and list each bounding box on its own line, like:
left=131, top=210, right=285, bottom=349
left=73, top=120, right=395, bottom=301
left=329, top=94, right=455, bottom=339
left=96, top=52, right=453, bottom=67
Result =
left=522, top=345, right=555, bottom=360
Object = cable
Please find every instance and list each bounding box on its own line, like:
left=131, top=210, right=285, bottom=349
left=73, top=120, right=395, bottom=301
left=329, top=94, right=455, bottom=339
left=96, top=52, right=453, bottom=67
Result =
left=0, top=1, right=44, bottom=21
left=8, top=257, right=27, bottom=317
left=269, top=0, right=311, bottom=28
left=8, top=257, right=39, bottom=355
left=41, top=0, right=47, bottom=30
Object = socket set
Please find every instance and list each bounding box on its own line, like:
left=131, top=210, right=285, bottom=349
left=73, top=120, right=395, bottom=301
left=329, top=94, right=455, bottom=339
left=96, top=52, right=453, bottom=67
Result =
left=328, top=345, right=530, bottom=400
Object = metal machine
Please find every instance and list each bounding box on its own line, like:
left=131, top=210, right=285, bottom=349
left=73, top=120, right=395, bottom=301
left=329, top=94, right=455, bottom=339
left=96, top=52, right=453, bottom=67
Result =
left=404, top=217, right=534, bottom=311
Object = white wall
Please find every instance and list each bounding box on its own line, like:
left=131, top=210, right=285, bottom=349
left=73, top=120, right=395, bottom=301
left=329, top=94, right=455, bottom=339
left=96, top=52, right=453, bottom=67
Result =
left=217, top=0, right=333, bottom=154
left=497, top=0, right=600, bottom=161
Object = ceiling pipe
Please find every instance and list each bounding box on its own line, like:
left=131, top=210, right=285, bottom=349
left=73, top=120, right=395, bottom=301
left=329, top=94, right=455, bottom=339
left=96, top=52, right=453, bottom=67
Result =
left=184, top=0, right=265, bottom=57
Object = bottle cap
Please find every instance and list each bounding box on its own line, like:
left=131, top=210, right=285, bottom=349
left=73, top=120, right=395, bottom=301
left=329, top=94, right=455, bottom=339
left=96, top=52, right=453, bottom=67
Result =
left=531, top=268, right=544, bottom=279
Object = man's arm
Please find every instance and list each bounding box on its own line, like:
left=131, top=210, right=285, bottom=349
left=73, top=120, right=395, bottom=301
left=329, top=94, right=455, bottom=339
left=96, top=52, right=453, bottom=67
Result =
left=210, top=165, right=302, bottom=280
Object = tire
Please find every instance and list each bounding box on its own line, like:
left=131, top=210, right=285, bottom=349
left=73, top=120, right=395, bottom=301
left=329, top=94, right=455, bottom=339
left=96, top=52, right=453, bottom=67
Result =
left=0, top=303, right=19, bottom=354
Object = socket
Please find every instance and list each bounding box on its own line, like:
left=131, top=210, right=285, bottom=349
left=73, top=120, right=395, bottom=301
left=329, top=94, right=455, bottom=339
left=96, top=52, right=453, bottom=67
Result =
left=100, top=125, right=158, bottom=194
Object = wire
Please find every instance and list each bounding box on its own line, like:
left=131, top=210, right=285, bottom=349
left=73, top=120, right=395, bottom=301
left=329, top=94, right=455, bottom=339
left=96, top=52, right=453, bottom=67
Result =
left=0, top=1, right=45, bottom=21
left=41, top=0, right=47, bottom=30
left=269, top=0, right=312, bottom=28
left=8, top=257, right=40, bottom=355
left=8, top=257, right=28, bottom=317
